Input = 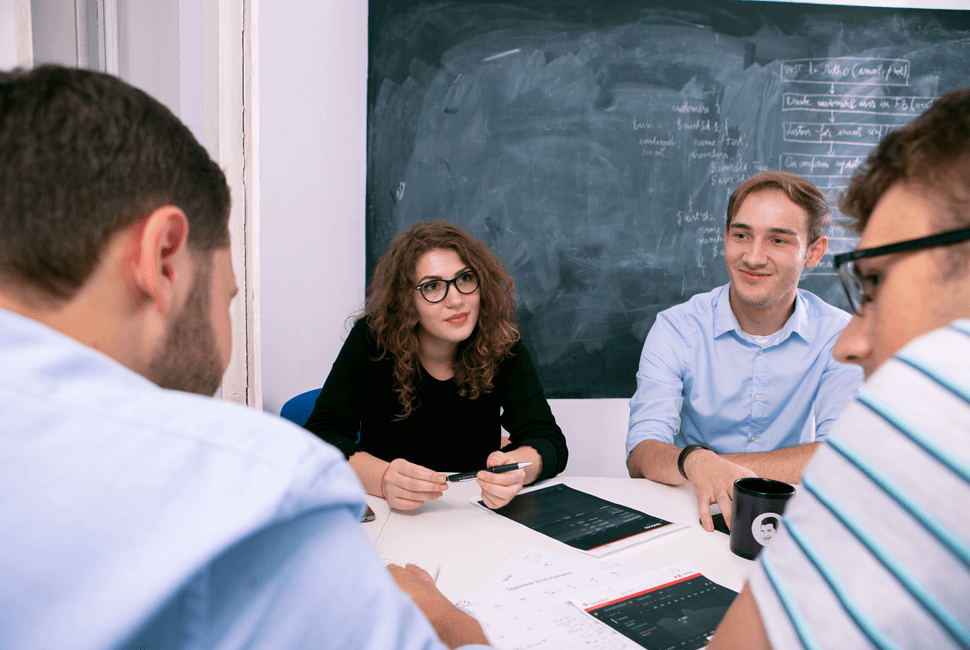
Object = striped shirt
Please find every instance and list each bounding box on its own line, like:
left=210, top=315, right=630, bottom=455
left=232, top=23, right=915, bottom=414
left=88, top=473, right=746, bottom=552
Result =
left=748, top=320, right=970, bottom=650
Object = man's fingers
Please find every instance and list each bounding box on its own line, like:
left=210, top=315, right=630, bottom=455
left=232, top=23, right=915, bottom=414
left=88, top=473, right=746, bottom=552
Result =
left=715, top=492, right=734, bottom=531
left=403, top=563, right=433, bottom=581
left=698, top=504, right=715, bottom=532
left=694, top=490, right=715, bottom=532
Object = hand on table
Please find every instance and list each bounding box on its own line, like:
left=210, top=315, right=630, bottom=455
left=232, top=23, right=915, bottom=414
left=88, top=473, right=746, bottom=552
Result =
left=478, top=450, right=527, bottom=510
left=382, top=458, right=448, bottom=511
left=388, top=564, right=490, bottom=648
left=684, top=450, right=757, bottom=532
left=387, top=562, right=447, bottom=607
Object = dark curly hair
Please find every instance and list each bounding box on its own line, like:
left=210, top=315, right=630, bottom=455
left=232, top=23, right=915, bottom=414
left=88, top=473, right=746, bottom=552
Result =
left=365, top=221, right=520, bottom=418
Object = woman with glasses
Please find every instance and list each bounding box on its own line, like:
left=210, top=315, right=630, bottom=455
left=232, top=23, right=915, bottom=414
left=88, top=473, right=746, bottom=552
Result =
left=303, top=221, right=568, bottom=511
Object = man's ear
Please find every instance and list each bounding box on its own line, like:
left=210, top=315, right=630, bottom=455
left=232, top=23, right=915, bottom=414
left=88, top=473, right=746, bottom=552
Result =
left=132, top=206, right=190, bottom=312
left=804, top=235, right=828, bottom=269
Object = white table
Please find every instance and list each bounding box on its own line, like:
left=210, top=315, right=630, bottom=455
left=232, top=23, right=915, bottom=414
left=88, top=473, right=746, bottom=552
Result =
left=361, top=476, right=752, bottom=597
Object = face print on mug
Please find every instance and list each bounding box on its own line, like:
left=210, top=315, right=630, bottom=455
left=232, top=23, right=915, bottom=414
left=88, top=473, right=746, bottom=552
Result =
left=752, top=512, right=781, bottom=546
left=730, top=477, right=795, bottom=560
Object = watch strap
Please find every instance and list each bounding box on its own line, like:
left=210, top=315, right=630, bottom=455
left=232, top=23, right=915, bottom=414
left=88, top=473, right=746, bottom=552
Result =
left=678, top=443, right=716, bottom=480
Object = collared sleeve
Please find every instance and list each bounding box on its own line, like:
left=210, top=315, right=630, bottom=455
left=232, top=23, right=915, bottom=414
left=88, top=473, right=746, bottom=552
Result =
left=130, top=458, right=490, bottom=649
left=626, top=310, right=690, bottom=457
left=811, top=333, right=864, bottom=442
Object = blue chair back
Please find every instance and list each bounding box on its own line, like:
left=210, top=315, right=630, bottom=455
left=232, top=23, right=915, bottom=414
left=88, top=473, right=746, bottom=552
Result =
left=280, top=388, right=322, bottom=427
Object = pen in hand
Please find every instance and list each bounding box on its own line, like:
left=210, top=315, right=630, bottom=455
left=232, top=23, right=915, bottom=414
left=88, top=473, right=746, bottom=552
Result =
left=446, top=462, right=533, bottom=483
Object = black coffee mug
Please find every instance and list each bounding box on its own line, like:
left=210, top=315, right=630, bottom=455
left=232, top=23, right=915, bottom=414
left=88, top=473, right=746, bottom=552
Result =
left=729, top=478, right=796, bottom=560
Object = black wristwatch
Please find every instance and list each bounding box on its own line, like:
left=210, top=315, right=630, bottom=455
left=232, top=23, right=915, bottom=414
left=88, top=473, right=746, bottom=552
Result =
left=677, top=444, right=716, bottom=480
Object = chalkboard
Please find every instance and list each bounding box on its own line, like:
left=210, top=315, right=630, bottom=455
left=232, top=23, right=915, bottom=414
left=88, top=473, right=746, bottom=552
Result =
left=366, top=0, right=970, bottom=398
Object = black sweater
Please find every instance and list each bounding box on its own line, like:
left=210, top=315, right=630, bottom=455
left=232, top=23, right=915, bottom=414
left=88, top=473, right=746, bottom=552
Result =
left=304, top=319, right=568, bottom=481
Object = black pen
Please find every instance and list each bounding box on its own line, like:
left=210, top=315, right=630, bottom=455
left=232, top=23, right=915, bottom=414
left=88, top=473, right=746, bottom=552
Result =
left=446, top=462, right=533, bottom=482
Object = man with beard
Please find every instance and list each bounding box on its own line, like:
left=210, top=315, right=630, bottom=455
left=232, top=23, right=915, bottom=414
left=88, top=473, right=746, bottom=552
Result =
left=627, top=171, right=863, bottom=532
left=0, top=66, right=488, bottom=650
left=707, top=88, right=970, bottom=649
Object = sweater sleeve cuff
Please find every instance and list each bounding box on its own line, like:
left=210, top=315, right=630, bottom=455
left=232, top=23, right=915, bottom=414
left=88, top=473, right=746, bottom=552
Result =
left=503, top=437, right=561, bottom=483
left=319, top=433, right=366, bottom=462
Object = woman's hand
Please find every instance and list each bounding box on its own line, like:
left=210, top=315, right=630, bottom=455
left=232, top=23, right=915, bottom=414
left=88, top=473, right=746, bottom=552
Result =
left=477, top=450, right=528, bottom=509
left=381, top=458, right=448, bottom=511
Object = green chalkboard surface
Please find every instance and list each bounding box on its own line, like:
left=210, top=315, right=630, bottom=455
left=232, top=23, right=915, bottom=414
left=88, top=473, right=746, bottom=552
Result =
left=367, top=0, right=970, bottom=398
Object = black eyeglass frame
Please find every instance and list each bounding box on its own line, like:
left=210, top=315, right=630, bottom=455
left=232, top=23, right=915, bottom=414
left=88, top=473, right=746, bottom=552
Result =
left=833, top=226, right=970, bottom=315
left=414, top=269, right=480, bottom=304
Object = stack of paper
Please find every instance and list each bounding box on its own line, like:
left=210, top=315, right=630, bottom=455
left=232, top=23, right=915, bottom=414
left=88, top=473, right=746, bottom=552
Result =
left=453, top=546, right=649, bottom=649
left=453, top=548, right=736, bottom=650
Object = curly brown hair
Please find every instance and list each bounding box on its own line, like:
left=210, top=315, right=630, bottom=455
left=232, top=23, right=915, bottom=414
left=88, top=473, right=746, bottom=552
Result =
left=365, top=221, right=520, bottom=418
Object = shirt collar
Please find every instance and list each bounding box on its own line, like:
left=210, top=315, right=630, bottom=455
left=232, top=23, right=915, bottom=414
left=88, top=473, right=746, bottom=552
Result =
left=713, top=284, right=811, bottom=345
left=0, top=307, right=157, bottom=388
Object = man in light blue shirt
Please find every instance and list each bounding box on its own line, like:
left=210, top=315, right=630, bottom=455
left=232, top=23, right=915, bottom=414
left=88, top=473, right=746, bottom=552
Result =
left=708, top=85, right=970, bottom=650
left=627, top=171, right=863, bottom=532
left=0, top=66, right=488, bottom=650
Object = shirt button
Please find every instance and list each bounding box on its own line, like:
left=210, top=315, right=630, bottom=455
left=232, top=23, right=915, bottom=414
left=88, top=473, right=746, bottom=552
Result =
left=749, top=435, right=756, bottom=442
left=755, top=395, right=761, bottom=401
left=757, top=349, right=764, bottom=355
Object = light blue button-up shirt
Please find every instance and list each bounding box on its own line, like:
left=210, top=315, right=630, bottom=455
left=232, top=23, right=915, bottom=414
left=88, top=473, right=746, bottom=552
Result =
left=626, top=284, right=863, bottom=457
left=0, top=309, right=488, bottom=650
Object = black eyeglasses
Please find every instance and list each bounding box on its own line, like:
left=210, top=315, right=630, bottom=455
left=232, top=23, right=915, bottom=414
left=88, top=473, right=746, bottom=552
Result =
left=833, top=226, right=970, bottom=315
left=415, top=269, right=480, bottom=303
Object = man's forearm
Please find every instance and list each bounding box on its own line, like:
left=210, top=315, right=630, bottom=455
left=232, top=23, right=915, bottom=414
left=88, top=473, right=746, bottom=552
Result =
left=630, top=439, right=821, bottom=486
left=725, top=442, right=820, bottom=483
left=626, top=440, right=688, bottom=485
left=705, top=583, right=771, bottom=650
left=390, top=565, right=491, bottom=648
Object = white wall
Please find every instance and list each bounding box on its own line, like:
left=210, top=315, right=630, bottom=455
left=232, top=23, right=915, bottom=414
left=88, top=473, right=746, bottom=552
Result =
left=27, top=0, right=74, bottom=68
left=258, top=1, right=367, bottom=415
left=26, top=0, right=194, bottom=129
left=256, top=0, right=966, bottom=478
left=117, top=0, right=181, bottom=120
left=256, top=0, right=632, bottom=477
left=178, top=0, right=203, bottom=141
left=0, top=0, right=33, bottom=69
